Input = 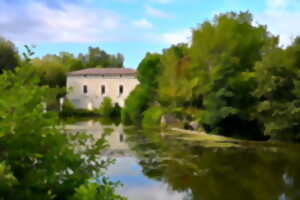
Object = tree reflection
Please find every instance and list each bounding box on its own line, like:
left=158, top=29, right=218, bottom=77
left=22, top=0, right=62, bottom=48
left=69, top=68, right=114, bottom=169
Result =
left=125, top=128, right=300, bottom=200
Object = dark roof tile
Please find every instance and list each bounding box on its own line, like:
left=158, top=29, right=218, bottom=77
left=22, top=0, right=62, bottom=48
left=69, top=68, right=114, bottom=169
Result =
left=68, top=68, right=136, bottom=76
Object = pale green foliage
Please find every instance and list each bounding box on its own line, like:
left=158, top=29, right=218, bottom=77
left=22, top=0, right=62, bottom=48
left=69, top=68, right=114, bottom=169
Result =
left=0, top=162, right=17, bottom=194
left=98, top=97, right=114, bottom=117
left=137, top=53, right=161, bottom=89
left=158, top=44, right=192, bottom=106
left=122, top=86, right=152, bottom=125
left=142, top=106, right=166, bottom=129
left=122, top=53, right=161, bottom=125
left=73, top=180, right=126, bottom=200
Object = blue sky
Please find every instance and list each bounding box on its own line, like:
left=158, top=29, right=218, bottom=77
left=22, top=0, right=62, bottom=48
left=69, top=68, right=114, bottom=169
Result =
left=1, top=0, right=300, bottom=68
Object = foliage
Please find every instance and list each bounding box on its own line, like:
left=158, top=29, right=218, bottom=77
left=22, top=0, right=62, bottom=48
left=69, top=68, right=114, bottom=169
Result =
left=28, top=47, right=124, bottom=88
left=158, top=44, right=192, bottom=106
left=137, top=53, right=162, bottom=89
left=189, top=11, right=275, bottom=137
left=121, top=86, right=153, bottom=125
left=73, top=179, right=126, bottom=200
left=142, top=106, right=166, bottom=129
left=0, top=66, right=125, bottom=199
left=61, top=99, right=100, bottom=117
left=253, top=37, right=300, bottom=140
left=98, top=97, right=114, bottom=117
left=122, top=53, right=162, bottom=125
left=80, top=47, right=124, bottom=69
left=0, top=37, right=19, bottom=73
left=111, top=103, right=122, bottom=118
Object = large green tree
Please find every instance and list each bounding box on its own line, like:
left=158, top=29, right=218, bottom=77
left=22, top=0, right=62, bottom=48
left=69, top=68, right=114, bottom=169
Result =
left=122, top=53, right=161, bottom=125
left=158, top=44, right=192, bottom=107
left=0, top=37, right=19, bottom=73
left=189, top=12, right=275, bottom=137
left=253, top=37, right=300, bottom=140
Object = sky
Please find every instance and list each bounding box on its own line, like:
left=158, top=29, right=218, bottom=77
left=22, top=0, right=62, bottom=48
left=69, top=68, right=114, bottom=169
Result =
left=1, top=0, right=300, bottom=68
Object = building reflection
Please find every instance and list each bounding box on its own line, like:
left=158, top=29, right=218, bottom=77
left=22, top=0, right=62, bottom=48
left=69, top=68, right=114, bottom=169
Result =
left=65, top=120, right=131, bottom=157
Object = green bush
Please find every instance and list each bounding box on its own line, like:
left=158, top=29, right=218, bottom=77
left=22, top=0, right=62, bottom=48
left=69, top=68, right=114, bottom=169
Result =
left=121, top=86, right=152, bottom=125
left=142, top=106, right=166, bottom=129
left=111, top=103, right=121, bottom=118
left=73, top=179, right=126, bottom=200
left=61, top=99, right=99, bottom=117
left=98, top=97, right=114, bottom=117
left=0, top=67, right=125, bottom=199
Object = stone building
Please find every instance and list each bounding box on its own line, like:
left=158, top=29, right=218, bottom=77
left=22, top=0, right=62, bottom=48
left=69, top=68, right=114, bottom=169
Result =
left=66, top=68, right=139, bottom=110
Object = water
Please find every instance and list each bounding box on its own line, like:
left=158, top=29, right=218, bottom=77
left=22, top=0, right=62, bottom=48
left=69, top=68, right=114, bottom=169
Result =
left=66, top=120, right=300, bottom=200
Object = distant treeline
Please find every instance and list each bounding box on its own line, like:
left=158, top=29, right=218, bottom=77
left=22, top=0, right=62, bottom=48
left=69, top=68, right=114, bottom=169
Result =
left=0, top=40, right=124, bottom=87
left=122, top=11, right=300, bottom=141
left=0, top=38, right=125, bottom=110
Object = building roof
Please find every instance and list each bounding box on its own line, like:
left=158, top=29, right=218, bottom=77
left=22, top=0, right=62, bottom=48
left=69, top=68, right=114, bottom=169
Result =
left=67, top=67, right=136, bottom=76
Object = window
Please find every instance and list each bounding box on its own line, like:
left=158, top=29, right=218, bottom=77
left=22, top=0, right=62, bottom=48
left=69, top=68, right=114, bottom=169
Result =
left=119, top=85, right=124, bottom=96
left=119, top=134, right=124, bottom=142
left=101, top=85, right=106, bottom=96
left=83, top=85, right=88, bottom=94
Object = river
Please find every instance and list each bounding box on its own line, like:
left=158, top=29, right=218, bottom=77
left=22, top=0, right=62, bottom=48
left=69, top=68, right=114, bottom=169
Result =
left=66, top=119, right=300, bottom=200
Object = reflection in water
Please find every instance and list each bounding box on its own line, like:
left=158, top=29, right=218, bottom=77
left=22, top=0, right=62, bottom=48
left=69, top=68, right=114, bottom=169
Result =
left=67, top=120, right=300, bottom=200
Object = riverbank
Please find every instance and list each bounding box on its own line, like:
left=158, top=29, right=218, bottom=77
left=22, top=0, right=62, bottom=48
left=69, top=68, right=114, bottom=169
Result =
left=166, top=127, right=288, bottom=149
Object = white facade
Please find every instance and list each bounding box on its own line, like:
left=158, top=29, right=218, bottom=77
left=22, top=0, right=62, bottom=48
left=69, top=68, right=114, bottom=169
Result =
left=66, top=71, right=139, bottom=110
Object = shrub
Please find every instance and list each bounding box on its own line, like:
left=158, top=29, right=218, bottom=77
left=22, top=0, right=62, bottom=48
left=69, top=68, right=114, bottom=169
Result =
left=61, top=99, right=99, bottom=117
left=0, top=67, right=125, bottom=199
left=111, top=103, right=121, bottom=118
left=121, top=86, right=152, bottom=125
left=98, top=97, right=114, bottom=117
left=142, top=106, right=166, bottom=129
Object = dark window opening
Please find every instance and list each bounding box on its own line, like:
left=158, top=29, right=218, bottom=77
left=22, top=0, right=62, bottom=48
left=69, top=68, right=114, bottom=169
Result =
left=119, top=85, right=124, bottom=96
left=83, top=85, right=88, bottom=94
left=120, top=134, right=124, bottom=142
left=101, top=85, right=106, bottom=95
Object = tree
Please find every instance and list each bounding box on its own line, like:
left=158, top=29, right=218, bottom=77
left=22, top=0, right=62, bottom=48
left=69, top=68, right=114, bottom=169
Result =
left=122, top=53, right=162, bottom=125
left=31, top=55, right=68, bottom=87
left=0, top=37, right=19, bottom=73
left=122, top=85, right=153, bottom=125
left=98, top=97, right=114, bottom=117
left=158, top=44, right=192, bottom=106
left=137, top=53, right=162, bottom=90
left=253, top=37, right=300, bottom=140
left=80, top=47, right=124, bottom=68
left=189, top=11, right=275, bottom=137
left=0, top=66, right=125, bottom=199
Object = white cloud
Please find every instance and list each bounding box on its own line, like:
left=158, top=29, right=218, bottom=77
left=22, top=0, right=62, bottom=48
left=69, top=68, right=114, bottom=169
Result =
left=254, top=0, right=300, bottom=46
left=0, top=1, right=127, bottom=43
left=132, top=18, right=154, bottom=29
left=257, top=10, right=299, bottom=46
left=161, top=29, right=192, bottom=45
left=266, top=0, right=291, bottom=9
left=145, top=5, right=173, bottom=18
left=119, top=183, right=186, bottom=200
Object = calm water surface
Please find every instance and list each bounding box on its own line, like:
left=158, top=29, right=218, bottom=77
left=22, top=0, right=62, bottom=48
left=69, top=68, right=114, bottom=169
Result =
left=66, top=120, right=300, bottom=200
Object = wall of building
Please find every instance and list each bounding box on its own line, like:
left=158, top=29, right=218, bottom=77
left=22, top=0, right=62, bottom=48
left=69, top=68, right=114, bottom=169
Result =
left=66, top=74, right=139, bottom=110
